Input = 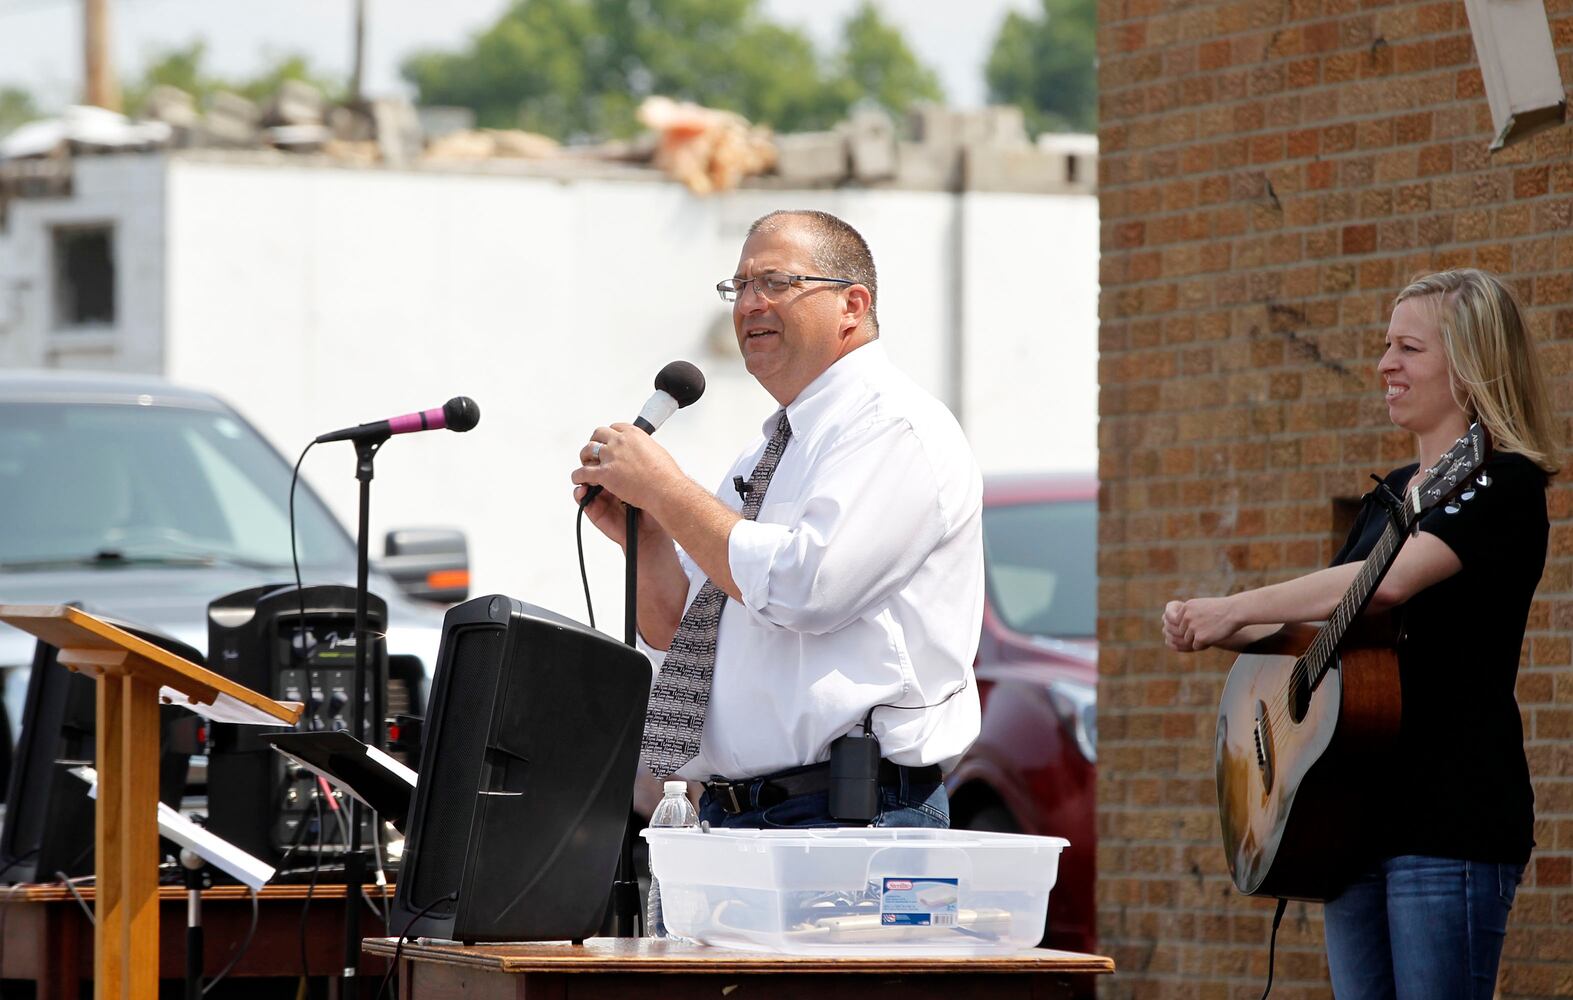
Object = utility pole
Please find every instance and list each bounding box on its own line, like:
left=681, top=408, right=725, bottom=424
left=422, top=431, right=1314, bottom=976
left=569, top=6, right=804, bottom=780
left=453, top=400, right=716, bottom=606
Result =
left=350, top=0, right=367, bottom=105
left=84, top=0, right=122, bottom=111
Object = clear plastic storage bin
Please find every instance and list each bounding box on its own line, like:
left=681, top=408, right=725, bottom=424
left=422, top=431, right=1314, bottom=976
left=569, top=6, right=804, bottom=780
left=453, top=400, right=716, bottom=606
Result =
left=641, top=827, right=1070, bottom=955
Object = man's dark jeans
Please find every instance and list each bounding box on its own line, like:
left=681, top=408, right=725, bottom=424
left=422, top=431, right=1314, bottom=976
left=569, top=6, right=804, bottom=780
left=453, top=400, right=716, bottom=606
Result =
left=697, top=765, right=949, bottom=829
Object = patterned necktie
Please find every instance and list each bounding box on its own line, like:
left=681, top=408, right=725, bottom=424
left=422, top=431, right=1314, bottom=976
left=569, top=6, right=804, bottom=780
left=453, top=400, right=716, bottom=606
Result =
left=641, top=412, right=793, bottom=777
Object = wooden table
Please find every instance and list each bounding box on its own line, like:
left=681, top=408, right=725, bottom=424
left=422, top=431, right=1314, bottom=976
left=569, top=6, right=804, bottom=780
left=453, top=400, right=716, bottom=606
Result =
left=0, top=881, right=391, bottom=999
left=362, top=936, right=1115, bottom=999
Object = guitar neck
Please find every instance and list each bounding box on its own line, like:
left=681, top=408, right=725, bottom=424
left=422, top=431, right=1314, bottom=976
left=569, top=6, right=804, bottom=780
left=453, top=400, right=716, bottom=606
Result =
left=1304, top=507, right=1409, bottom=688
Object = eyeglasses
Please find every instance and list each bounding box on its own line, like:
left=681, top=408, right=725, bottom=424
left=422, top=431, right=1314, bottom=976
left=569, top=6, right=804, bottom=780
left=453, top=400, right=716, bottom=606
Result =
left=716, top=272, right=854, bottom=303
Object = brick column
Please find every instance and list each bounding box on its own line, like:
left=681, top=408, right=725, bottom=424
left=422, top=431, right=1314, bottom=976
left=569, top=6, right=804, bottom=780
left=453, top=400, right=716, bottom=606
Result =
left=1096, top=0, right=1573, bottom=995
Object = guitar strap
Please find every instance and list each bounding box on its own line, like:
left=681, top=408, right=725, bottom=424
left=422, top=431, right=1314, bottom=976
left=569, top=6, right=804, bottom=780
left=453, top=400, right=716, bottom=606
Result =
left=1364, top=473, right=1415, bottom=653
left=1366, top=473, right=1408, bottom=530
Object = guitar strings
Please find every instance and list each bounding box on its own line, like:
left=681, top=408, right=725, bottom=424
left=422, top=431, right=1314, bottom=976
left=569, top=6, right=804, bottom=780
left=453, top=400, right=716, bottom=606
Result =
left=1238, top=430, right=1481, bottom=736
left=1257, top=517, right=1403, bottom=733
left=1256, top=467, right=1445, bottom=732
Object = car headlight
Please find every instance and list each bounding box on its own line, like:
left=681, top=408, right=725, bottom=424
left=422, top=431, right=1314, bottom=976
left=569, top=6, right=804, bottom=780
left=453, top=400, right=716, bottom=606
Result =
left=1045, top=678, right=1097, bottom=764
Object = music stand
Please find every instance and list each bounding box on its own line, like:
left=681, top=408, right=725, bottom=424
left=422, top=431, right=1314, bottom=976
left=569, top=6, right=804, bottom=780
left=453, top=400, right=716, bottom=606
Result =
left=74, top=763, right=276, bottom=1000
left=0, top=605, right=301, bottom=1000
left=264, top=730, right=416, bottom=833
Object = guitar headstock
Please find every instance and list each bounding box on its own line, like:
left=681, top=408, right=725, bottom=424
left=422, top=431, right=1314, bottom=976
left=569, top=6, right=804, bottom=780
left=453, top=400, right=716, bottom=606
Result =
left=1408, top=422, right=1489, bottom=517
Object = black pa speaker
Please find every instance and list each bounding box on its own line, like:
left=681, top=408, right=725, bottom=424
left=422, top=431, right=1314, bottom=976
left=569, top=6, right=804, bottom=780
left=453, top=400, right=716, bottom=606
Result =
left=205, top=584, right=389, bottom=870
left=392, top=595, right=651, bottom=943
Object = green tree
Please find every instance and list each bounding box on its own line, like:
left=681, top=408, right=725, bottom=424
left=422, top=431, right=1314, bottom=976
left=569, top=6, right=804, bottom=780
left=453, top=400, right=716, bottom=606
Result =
left=985, top=0, right=1096, bottom=134
left=402, top=0, right=602, bottom=136
left=0, top=86, right=40, bottom=137
left=403, top=0, right=943, bottom=140
left=127, top=41, right=213, bottom=107
left=834, top=2, right=944, bottom=121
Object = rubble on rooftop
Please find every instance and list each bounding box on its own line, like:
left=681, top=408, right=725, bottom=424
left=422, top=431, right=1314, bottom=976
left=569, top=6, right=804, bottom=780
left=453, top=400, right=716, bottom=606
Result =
left=0, top=81, right=1095, bottom=199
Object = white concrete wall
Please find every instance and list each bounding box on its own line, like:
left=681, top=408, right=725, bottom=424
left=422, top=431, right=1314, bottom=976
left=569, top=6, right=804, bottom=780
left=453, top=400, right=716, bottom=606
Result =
left=147, top=156, right=1097, bottom=633
left=960, top=191, right=1100, bottom=474
left=0, top=154, right=167, bottom=372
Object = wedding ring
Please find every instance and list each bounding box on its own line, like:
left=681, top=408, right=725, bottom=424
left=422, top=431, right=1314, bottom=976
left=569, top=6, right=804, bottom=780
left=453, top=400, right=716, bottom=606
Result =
left=590, top=441, right=603, bottom=461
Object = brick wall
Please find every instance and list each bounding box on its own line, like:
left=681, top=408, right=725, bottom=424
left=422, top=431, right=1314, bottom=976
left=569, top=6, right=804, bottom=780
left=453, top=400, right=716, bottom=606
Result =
left=1095, top=0, right=1573, bottom=996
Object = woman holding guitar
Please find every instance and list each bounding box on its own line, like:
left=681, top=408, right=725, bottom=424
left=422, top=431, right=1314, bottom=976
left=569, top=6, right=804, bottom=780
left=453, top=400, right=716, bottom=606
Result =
left=1163, top=269, right=1558, bottom=1000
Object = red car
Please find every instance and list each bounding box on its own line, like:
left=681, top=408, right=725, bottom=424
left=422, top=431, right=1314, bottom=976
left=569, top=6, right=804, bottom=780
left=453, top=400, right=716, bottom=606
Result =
left=947, top=472, right=1098, bottom=957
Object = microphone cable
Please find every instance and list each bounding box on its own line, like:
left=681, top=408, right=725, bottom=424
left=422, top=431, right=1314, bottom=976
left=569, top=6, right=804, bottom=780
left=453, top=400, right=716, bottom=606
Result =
left=201, top=886, right=259, bottom=995
left=859, top=677, right=971, bottom=735
left=288, top=441, right=315, bottom=662
left=365, top=811, right=392, bottom=927
left=318, top=775, right=352, bottom=850
left=862, top=679, right=968, bottom=726
left=575, top=500, right=596, bottom=630
left=297, top=791, right=326, bottom=988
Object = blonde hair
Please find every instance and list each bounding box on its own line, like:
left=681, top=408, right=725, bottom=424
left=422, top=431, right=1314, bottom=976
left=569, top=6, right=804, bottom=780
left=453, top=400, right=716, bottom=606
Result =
left=1395, top=269, right=1560, bottom=475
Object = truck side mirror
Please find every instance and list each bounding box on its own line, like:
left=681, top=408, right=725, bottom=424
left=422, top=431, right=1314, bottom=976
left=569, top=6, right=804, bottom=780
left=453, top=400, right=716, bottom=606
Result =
left=379, top=528, right=470, bottom=605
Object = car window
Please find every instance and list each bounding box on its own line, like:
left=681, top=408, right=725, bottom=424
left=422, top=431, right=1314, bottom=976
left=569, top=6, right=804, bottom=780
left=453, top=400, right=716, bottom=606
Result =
left=982, top=499, right=1096, bottom=637
left=0, top=401, right=355, bottom=570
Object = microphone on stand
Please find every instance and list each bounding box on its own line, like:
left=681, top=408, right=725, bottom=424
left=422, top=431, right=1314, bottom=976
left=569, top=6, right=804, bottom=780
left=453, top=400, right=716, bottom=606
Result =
left=315, top=396, right=480, bottom=444
left=303, top=392, right=479, bottom=984
left=585, top=359, right=703, bottom=939
left=580, top=361, right=705, bottom=506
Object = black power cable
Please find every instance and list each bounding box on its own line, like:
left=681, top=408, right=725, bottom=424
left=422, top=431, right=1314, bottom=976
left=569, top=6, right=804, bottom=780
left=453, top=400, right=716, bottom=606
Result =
left=376, top=890, right=459, bottom=1000
left=201, top=887, right=259, bottom=995
left=297, top=792, right=326, bottom=990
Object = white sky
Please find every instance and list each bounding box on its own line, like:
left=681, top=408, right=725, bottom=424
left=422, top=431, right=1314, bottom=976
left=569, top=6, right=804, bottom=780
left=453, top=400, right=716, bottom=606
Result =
left=0, top=0, right=1036, bottom=113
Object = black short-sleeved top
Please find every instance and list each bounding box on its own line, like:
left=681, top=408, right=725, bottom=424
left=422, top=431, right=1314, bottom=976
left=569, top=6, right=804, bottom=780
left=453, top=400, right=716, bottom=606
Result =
left=1331, top=450, right=1547, bottom=865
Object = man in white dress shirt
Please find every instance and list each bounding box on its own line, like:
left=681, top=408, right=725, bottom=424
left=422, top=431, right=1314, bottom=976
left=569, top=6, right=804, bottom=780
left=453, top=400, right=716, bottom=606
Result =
left=572, top=210, right=983, bottom=828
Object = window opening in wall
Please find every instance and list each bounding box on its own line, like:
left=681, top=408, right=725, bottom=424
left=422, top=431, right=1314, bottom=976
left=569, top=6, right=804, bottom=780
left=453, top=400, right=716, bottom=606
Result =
left=1331, top=496, right=1363, bottom=550
left=52, top=224, right=115, bottom=330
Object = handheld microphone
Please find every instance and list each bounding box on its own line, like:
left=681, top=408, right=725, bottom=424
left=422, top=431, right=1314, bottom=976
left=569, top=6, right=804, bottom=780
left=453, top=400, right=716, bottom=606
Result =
left=581, top=361, right=705, bottom=505
left=315, top=396, right=480, bottom=444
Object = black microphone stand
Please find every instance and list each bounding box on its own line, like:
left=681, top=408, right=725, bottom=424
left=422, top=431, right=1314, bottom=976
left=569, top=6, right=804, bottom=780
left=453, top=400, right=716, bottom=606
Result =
left=339, top=434, right=388, bottom=987
left=607, top=504, right=643, bottom=937
left=180, top=850, right=207, bottom=1000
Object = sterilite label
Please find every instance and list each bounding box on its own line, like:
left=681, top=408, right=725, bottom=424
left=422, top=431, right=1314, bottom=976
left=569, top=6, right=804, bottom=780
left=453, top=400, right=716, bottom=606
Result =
left=879, top=877, right=960, bottom=927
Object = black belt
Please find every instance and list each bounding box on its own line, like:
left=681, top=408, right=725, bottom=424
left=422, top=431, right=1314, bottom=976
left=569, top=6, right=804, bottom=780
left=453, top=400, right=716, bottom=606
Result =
left=703, top=760, right=943, bottom=816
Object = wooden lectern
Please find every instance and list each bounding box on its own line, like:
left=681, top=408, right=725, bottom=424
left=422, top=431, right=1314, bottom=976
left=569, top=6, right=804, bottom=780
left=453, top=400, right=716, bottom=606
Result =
left=0, top=605, right=302, bottom=1000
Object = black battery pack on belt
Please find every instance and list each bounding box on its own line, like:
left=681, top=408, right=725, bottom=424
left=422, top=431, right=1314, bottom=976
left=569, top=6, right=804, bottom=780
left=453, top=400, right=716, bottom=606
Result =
left=828, top=722, right=881, bottom=823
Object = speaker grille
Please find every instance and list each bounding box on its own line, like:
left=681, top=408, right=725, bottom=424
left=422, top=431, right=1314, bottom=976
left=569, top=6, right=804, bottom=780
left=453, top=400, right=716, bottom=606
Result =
left=408, top=624, right=502, bottom=912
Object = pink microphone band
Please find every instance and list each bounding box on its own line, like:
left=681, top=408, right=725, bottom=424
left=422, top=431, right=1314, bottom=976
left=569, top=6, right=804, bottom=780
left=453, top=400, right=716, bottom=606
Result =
left=388, top=407, right=446, bottom=434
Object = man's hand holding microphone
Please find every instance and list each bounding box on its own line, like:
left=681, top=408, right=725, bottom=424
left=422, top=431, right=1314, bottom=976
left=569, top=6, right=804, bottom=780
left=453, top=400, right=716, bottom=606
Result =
left=572, top=361, right=706, bottom=548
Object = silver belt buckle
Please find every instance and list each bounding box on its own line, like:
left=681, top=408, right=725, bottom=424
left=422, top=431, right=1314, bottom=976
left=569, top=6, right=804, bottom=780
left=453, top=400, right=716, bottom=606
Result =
left=708, top=779, right=745, bottom=815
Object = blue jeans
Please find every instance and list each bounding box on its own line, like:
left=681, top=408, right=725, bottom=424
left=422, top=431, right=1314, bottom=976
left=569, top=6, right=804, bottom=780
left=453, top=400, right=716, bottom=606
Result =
left=697, top=767, right=950, bottom=829
left=1323, top=855, right=1524, bottom=1000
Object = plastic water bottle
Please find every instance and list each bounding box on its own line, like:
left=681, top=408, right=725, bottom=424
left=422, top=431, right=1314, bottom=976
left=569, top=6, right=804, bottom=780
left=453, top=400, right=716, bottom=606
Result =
left=646, top=780, right=699, bottom=939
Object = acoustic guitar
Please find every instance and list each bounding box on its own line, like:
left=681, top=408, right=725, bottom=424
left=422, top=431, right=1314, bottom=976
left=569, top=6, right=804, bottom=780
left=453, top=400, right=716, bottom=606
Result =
left=1214, top=423, right=1488, bottom=900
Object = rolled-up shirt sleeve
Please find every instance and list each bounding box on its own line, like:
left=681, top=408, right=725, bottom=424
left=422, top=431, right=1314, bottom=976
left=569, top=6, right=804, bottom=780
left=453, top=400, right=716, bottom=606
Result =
left=727, top=416, right=951, bottom=636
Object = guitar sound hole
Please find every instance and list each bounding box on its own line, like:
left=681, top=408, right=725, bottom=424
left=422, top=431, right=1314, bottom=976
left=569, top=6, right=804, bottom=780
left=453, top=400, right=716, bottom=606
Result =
left=1288, top=665, right=1311, bottom=724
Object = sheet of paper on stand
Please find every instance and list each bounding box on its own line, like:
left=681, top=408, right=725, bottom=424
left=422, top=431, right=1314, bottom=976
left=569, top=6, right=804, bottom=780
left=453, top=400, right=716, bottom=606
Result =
left=158, top=687, right=303, bottom=725
left=69, top=765, right=275, bottom=890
